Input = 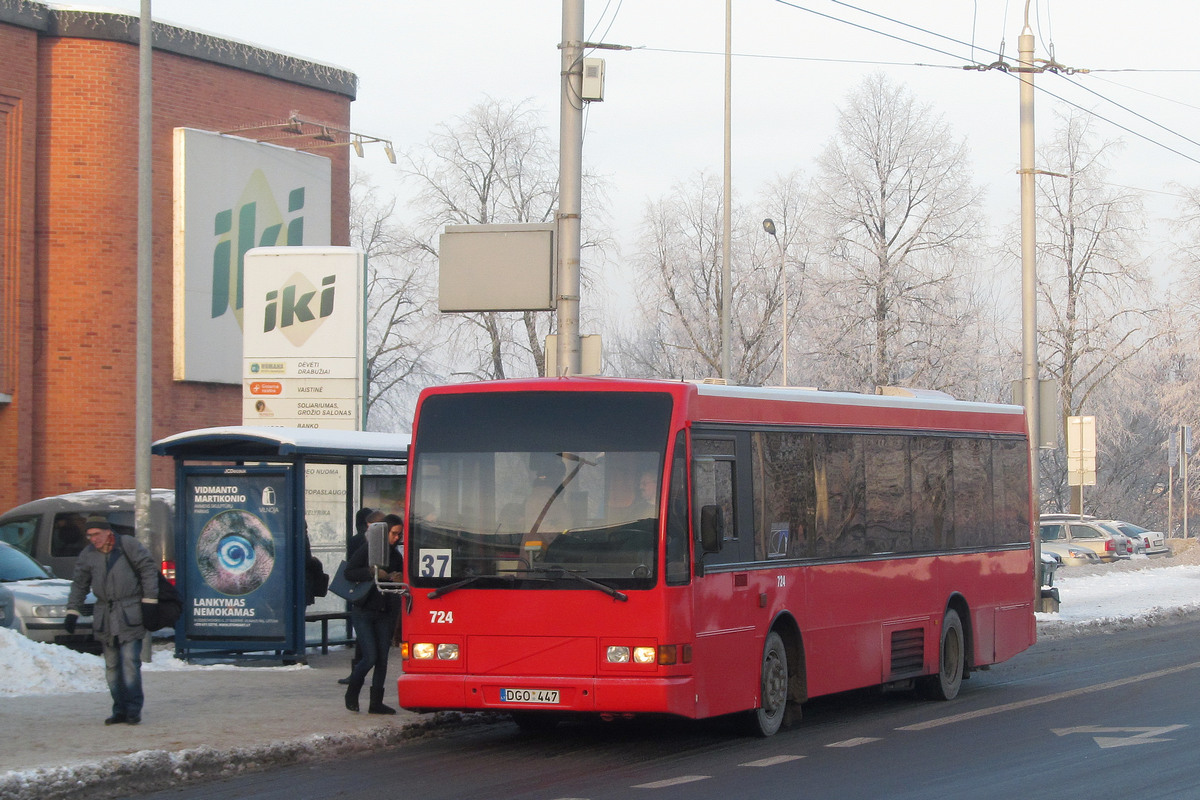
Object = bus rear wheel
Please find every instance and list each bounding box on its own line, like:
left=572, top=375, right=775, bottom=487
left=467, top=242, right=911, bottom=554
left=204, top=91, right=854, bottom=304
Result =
left=749, top=631, right=789, bottom=737
left=918, top=609, right=964, bottom=701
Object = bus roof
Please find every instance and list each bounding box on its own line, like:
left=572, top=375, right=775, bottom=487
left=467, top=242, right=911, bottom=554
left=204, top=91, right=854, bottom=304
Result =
left=416, top=378, right=1027, bottom=436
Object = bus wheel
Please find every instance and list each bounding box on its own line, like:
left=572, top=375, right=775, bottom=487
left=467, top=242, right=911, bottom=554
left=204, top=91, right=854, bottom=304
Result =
left=749, top=631, right=789, bottom=737
left=918, top=609, right=964, bottom=701
left=511, top=711, right=560, bottom=733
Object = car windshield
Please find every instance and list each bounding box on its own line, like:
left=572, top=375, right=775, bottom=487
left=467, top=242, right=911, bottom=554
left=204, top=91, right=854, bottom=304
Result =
left=0, top=544, right=52, bottom=581
left=408, top=391, right=673, bottom=591
left=1040, top=523, right=1064, bottom=541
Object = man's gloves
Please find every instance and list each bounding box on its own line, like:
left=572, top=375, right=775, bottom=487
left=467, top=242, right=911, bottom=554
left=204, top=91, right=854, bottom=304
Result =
left=141, top=599, right=160, bottom=631
left=63, top=613, right=78, bottom=635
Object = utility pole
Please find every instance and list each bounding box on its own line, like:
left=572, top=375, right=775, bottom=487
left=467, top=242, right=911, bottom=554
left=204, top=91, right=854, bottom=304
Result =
left=556, top=0, right=584, bottom=376
left=720, top=0, right=732, bottom=381
left=136, top=1, right=153, bottom=541
left=1017, top=16, right=1040, bottom=602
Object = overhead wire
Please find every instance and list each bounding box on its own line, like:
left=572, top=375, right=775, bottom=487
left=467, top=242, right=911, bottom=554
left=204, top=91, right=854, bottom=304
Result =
left=769, top=0, right=1200, bottom=169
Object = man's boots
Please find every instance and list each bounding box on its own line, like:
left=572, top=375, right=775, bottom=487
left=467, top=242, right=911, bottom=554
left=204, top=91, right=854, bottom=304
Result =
left=368, top=687, right=396, bottom=715
left=345, top=679, right=363, bottom=712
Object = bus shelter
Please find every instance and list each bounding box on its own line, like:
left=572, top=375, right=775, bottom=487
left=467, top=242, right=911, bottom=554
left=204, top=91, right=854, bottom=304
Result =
left=152, top=426, right=409, bottom=663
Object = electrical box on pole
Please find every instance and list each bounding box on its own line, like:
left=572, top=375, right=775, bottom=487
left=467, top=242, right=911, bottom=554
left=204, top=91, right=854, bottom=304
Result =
left=581, top=58, right=605, bottom=101
left=1011, top=379, right=1058, bottom=449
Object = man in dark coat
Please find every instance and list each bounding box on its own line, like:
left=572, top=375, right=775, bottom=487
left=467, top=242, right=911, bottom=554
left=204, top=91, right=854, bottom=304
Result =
left=65, top=515, right=159, bottom=725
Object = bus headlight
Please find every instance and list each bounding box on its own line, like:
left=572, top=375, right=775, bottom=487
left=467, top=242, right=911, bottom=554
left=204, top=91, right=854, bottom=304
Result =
left=437, top=643, right=460, bottom=660
left=632, top=646, right=657, bottom=664
left=412, top=642, right=437, bottom=660
left=606, top=646, right=630, bottom=663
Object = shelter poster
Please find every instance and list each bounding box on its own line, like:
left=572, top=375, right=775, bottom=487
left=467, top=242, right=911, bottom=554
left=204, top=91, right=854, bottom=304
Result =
left=183, top=470, right=290, bottom=640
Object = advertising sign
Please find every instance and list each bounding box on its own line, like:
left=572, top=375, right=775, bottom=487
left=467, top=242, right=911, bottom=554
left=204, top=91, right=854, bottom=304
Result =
left=241, top=247, right=364, bottom=430
left=181, top=467, right=294, bottom=643
left=173, top=128, right=332, bottom=385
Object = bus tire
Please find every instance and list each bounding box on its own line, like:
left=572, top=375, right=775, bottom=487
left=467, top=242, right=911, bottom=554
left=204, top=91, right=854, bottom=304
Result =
left=749, top=631, right=789, bottom=737
left=918, top=608, right=964, bottom=701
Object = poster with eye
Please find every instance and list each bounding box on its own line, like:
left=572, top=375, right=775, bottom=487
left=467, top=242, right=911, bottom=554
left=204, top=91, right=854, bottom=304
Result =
left=182, top=469, right=291, bottom=642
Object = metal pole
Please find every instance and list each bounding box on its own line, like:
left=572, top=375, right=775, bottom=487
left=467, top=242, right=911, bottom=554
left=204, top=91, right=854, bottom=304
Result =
left=1185, top=427, right=1191, bottom=539
left=763, top=219, right=786, bottom=386
left=1018, top=23, right=1040, bottom=599
left=720, top=0, right=732, bottom=381
left=136, top=0, right=153, bottom=540
left=555, top=0, right=584, bottom=376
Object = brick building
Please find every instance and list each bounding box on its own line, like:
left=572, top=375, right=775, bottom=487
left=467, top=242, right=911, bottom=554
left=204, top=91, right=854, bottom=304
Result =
left=0, top=1, right=356, bottom=511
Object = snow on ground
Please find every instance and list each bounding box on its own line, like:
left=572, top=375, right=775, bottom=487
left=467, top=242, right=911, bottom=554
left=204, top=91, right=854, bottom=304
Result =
left=4, top=542, right=1199, bottom=698
left=0, top=628, right=308, bottom=697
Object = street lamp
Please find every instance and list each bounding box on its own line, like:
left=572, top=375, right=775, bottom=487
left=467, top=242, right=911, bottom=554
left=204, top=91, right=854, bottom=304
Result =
left=762, top=218, right=788, bottom=386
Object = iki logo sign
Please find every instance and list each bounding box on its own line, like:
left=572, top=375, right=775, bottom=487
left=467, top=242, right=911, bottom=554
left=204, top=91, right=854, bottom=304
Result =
left=263, top=272, right=336, bottom=347
left=210, top=169, right=309, bottom=329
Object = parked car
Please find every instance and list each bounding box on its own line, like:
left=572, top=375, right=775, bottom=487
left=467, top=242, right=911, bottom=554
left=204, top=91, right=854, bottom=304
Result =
left=1107, top=521, right=1170, bottom=557
left=0, top=489, right=174, bottom=580
left=1040, top=540, right=1102, bottom=566
left=1094, top=521, right=1143, bottom=556
left=1039, top=517, right=1128, bottom=562
left=0, top=541, right=95, bottom=648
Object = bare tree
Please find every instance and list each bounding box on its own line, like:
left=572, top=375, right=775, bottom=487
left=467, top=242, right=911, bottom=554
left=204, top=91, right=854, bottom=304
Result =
left=350, top=170, right=438, bottom=429
left=401, top=97, right=560, bottom=380
left=804, top=73, right=987, bottom=394
left=1033, top=109, right=1159, bottom=512
left=618, top=172, right=785, bottom=384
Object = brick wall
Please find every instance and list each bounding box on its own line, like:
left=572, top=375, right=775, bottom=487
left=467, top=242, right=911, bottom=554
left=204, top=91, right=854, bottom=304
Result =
left=1, top=25, right=351, bottom=509
left=0, top=21, right=40, bottom=506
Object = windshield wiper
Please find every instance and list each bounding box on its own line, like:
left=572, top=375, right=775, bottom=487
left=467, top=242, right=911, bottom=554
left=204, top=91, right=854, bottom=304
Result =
left=517, top=567, right=628, bottom=602
left=426, top=572, right=506, bottom=599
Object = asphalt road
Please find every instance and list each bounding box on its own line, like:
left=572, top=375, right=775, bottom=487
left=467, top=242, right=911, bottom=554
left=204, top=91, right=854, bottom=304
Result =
left=136, top=619, right=1200, bottom=800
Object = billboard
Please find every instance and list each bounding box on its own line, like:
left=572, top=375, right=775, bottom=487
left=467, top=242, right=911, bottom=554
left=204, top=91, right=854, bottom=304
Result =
left=180, top=468, right=294, bottom=643
left=173, top=128, right=332, bottom=384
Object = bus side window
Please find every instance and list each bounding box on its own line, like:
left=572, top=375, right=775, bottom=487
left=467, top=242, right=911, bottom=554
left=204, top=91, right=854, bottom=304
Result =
left=692, top=439, right=736, bottom=567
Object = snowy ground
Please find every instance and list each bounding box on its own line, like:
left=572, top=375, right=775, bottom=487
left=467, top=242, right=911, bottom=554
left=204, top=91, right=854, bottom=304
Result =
left=5, top=541, right=1200, bottom=698
left=3, top=542, right=1199, bottom=800
left=0, top=627, right=305, bottom=698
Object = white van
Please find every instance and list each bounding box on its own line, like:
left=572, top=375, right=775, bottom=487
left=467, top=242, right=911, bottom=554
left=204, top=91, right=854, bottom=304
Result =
left=0, top=489, right=175, bottom=580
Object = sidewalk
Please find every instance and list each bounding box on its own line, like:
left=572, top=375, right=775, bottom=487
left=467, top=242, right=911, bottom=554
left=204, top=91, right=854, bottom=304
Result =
left=0, top=648, right=446, bottom=800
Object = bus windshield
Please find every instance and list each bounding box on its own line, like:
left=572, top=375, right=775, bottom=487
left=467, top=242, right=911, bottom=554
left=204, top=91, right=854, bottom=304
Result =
left=408, top=391, right=674, bottom=591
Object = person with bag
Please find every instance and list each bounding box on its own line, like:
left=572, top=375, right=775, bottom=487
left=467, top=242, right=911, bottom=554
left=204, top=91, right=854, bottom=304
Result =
left=338, top=507, right=384, bottom=686
left=64, top=515, right=159, bottom=725
left=343, top=514, right=404, bottom=715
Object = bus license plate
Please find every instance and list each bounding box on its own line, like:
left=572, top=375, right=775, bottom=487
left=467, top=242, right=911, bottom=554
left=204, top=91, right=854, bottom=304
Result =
left=500, top=688, right=560, bottom=704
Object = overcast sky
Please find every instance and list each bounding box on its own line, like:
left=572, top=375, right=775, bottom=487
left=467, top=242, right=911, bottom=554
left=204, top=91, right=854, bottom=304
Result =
left=90, top=0, right=1200, bottom=296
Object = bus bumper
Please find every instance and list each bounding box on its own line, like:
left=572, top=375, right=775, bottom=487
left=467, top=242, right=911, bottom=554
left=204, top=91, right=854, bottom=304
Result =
left=397, top=674, right=697, bottom=718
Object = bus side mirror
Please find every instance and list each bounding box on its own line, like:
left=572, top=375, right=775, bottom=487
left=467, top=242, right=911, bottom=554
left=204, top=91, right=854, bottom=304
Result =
left=700, top=505, right=723, bottom=554
left=366, top=521, right=389, bottom=568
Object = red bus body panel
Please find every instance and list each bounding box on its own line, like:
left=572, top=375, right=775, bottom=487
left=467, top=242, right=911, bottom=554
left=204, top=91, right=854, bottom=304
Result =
left=398, top=378, right=1035, bottom=721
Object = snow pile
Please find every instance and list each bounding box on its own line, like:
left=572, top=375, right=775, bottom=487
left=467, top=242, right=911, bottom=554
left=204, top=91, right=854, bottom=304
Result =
left=1036, top=562, right=1200, bottom=639
left=0, top=628, right=306, bottom=697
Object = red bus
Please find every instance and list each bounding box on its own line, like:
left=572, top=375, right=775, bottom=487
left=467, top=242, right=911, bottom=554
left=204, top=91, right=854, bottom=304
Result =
left=397, top=378, right=1035, bottom=735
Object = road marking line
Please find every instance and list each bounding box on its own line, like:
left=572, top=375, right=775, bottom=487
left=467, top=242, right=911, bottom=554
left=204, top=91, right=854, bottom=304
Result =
left=741, top=755, right=806, bottom=767
left=897, top=660, right=1200, bottom=732
left=634, top=775, right=711, bottom=789
left=826, top=737, right=881, bottom=747
left=1053, top=724, right=1188, bottom=748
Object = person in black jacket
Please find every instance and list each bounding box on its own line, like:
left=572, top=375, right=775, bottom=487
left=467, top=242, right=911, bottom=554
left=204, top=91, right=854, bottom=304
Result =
left=338, top=507, right=385, bottom=686
left=343, top=514, right=404, bottom=714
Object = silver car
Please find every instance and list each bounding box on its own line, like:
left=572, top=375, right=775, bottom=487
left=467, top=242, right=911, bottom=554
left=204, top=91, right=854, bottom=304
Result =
left=1107, top=521, right=1170, bottom=557
left=0, top=541, right=94, bottom=647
